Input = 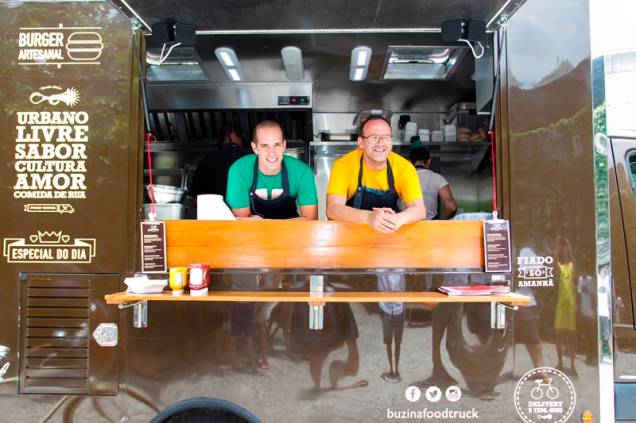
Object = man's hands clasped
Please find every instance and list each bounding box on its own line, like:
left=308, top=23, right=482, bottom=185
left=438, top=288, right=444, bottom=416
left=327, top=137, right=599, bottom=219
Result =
left=368, top=207, right=405, bottom=233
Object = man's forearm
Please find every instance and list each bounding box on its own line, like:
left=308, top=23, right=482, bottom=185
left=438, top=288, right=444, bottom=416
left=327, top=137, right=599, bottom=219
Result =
left=327, top=204, right=371, bottom=224
left=398, top=202, right=425, bottom=225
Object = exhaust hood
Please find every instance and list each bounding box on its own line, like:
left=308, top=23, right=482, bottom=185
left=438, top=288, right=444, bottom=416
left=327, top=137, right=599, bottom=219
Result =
left=381, top=46, right=467, bottom=80
left=146, top=46, right=209, bottom=81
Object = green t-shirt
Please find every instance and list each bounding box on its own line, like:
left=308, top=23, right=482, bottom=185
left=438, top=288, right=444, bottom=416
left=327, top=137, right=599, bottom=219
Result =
left=226, top=154, right=318, bottom=209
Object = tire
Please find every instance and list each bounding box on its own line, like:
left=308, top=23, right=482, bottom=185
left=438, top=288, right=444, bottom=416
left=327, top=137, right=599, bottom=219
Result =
left=530, top=387, right=543, bottom=400
left=150, top=397, right=260, bottom=423
left=547, top=387, right=559, bottom=400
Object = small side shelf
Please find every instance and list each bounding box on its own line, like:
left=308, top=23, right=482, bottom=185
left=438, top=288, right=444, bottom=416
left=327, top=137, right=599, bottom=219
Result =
left=105, top=290, right=529, bottom=306
left=105, top=290, right=530, bottom=330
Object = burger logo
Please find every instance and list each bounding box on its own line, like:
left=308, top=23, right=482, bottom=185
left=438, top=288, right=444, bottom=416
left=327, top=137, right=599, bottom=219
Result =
left=66, top=31, right=103, bottom=61
left=18, top=24, right=104, bottom=67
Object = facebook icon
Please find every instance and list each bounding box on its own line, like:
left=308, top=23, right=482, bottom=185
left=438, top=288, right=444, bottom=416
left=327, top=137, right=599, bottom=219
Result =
left=405, top=386, right=422, bottom=402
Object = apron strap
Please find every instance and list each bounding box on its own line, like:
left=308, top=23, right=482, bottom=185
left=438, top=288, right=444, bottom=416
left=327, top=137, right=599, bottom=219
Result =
left=281, top=159, right=290, bottom=193
left=353, top=156, right=365, bottom=210
left=249, top=157, right=259, bottom=195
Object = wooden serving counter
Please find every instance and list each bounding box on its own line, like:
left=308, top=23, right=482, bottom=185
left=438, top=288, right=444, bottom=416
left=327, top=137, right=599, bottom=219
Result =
left=112, top=219, right=525, bottom=329
left=163, top=219, right=484, bottom=269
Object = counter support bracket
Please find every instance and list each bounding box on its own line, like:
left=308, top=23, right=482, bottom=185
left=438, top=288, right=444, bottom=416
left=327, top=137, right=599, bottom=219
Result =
left=308, top=275, right=324, bottom=330
left=119, top=300, right=148, bottom=328
left=491, top=302, right=518, bottom=329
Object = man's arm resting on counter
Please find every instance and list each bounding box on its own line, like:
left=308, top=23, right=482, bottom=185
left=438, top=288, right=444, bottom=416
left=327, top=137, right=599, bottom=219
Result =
left=295, top=204, right=318, bottom=220
left=231, top=207, right=259, bottom=219
left=398, top=199, right=426, bottom=226
left=327, top=194, right=425, bottom=232
left=326, top=194, right=373, bottom=224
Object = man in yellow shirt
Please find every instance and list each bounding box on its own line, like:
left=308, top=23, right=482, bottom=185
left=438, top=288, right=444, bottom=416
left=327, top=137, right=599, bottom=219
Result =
left=326, top=116, right=425, bottom=232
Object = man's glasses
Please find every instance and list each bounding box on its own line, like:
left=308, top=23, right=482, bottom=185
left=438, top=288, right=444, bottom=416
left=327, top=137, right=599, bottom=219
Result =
left=361, top=135, right=393, bottom=144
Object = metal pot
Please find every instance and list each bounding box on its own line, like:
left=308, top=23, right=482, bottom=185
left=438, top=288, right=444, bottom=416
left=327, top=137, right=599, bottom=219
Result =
left=146, top=184, right=185, bottom=203
left=144, top=203, right=185, bottom=220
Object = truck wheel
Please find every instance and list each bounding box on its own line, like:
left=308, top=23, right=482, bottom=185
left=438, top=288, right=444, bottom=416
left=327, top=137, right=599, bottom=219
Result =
left=150, top=397, right=260, bottom=423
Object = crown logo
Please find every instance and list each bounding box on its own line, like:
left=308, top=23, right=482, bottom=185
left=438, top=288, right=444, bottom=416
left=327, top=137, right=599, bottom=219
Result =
left=29, top=231, right=71, bottom=244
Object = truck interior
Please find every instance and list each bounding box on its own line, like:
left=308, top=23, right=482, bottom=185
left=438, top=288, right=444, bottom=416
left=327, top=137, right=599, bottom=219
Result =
left=134, top=0, right=514, bottom=220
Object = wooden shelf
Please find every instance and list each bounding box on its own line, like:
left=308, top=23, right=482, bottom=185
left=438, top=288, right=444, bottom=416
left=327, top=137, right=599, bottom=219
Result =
left=105, top=290, right=530, bottom=307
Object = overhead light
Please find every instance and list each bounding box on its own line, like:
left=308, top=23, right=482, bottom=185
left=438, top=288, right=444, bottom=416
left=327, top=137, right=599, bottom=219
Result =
left=214, top=47, right=244, bottom=81
left=350, top=45, right=372, bottom=81
left=227, top=69, right=241, bottom=81
left=281, top=46, right=304, bottom=81
left=218, top=51, right=234, bottom=67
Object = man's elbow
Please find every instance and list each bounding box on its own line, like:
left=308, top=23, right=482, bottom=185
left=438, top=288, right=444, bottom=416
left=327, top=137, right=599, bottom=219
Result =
left=326, top=204, right=336, bottom=220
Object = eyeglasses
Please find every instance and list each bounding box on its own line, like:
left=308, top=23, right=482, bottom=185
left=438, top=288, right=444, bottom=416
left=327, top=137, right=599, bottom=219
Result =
left=361, top=135, right=393, bottom=144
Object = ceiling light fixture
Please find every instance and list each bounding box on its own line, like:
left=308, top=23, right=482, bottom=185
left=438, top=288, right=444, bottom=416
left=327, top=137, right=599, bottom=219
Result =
left=281, top=46, right=305, bottom=81
left=350, top=45, right=372, bottom=81
left=214, top=47, right=244, bottom=81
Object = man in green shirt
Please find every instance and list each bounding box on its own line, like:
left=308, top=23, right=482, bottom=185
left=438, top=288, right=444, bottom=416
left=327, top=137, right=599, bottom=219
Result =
left=226, top=120, right=318, bottom=220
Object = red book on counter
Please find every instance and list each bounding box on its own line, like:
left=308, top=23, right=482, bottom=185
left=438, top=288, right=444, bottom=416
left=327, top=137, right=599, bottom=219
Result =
left=438, top=285, right=510, bottom=296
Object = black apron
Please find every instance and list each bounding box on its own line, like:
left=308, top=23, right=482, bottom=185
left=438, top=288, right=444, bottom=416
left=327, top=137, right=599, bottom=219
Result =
left=346, top=155, right=400, bottom=212
left=248, top=159, right=299, bottom=219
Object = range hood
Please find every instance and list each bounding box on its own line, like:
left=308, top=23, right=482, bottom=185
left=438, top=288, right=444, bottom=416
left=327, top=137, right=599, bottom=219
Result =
left=381, top=46, right=467, bottom=80
left=146, top=47, right=209, bottom=81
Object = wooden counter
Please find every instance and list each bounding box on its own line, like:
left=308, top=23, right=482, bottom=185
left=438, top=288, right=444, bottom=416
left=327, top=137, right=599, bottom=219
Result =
left=105, top=290, right=530, bottom=307
left=164, top=220, right=484, bottom=269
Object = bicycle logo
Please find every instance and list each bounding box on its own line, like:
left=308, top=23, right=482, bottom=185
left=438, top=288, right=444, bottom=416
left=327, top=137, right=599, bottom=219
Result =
left=514, top=367, right=575, bottom=423
left=530, top=378, right=559, bottom=400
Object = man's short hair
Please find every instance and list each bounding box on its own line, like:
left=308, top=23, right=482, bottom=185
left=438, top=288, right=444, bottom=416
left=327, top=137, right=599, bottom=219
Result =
left=409, top=146, right=431, bottom=163
left=252, top=120, right=284, bottom=143
left=359, top=116, right=392, bottom=137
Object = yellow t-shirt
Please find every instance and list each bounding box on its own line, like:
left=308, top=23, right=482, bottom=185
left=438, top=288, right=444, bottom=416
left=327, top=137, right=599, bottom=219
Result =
left=327, top=149, right=423, bottom=204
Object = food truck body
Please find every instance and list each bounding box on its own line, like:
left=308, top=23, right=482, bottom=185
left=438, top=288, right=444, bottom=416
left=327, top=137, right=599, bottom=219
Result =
left=0, top=0, right=634, bottom=421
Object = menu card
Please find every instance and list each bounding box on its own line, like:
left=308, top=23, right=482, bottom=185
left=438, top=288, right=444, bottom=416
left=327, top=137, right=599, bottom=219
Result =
left=483, top=219, right=512, bottom=273
left=140, top=221, right=167, bottom=273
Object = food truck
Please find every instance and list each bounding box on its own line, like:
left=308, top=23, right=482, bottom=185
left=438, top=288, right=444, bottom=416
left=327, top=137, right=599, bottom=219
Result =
left=0, top=0, right=633, bottom=421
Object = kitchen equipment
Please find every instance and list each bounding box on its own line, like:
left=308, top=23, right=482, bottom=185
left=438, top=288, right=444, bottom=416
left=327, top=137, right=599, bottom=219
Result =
left=431, top=130, right=444, bottom=142
left=146, top=184, right=185, bottom=203
left=404, top=122, right=418, bottom=143
left=285, top=147, right=304, bottom=160
left=169, top=267, right=188, bottom=295
left=418, top=128, right=430, bottom=142
left=444, top=124, right=457, bottom=142
left=144, top=203, right=185, bottom=220
left=124, top=275, right=167, bottom=294
left=188, top=263, right=210, bottom=296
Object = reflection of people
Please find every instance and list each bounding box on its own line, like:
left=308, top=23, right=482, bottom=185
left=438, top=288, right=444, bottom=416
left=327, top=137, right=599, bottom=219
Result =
left=554, top=236, right=577, bottom=377
left=326, top=116, right=425, bottom=232
left=378, top=274, right=405, bottom=383
left=577, top=272, right=595, bottom=365
left=290, top=283, right=364, bottom=392
left=408, top=147, right=457, bottom=220
left=515, top=287, right=548, bottom=379
left=190, top=124, right=250, bottom=199
left=226, top=120, right=317, bottom=220
left=227, top=274, right=260, bottom=371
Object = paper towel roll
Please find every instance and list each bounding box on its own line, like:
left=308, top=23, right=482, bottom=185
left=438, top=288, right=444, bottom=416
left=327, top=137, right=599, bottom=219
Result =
left=197, top=194, right=236, bottom=220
